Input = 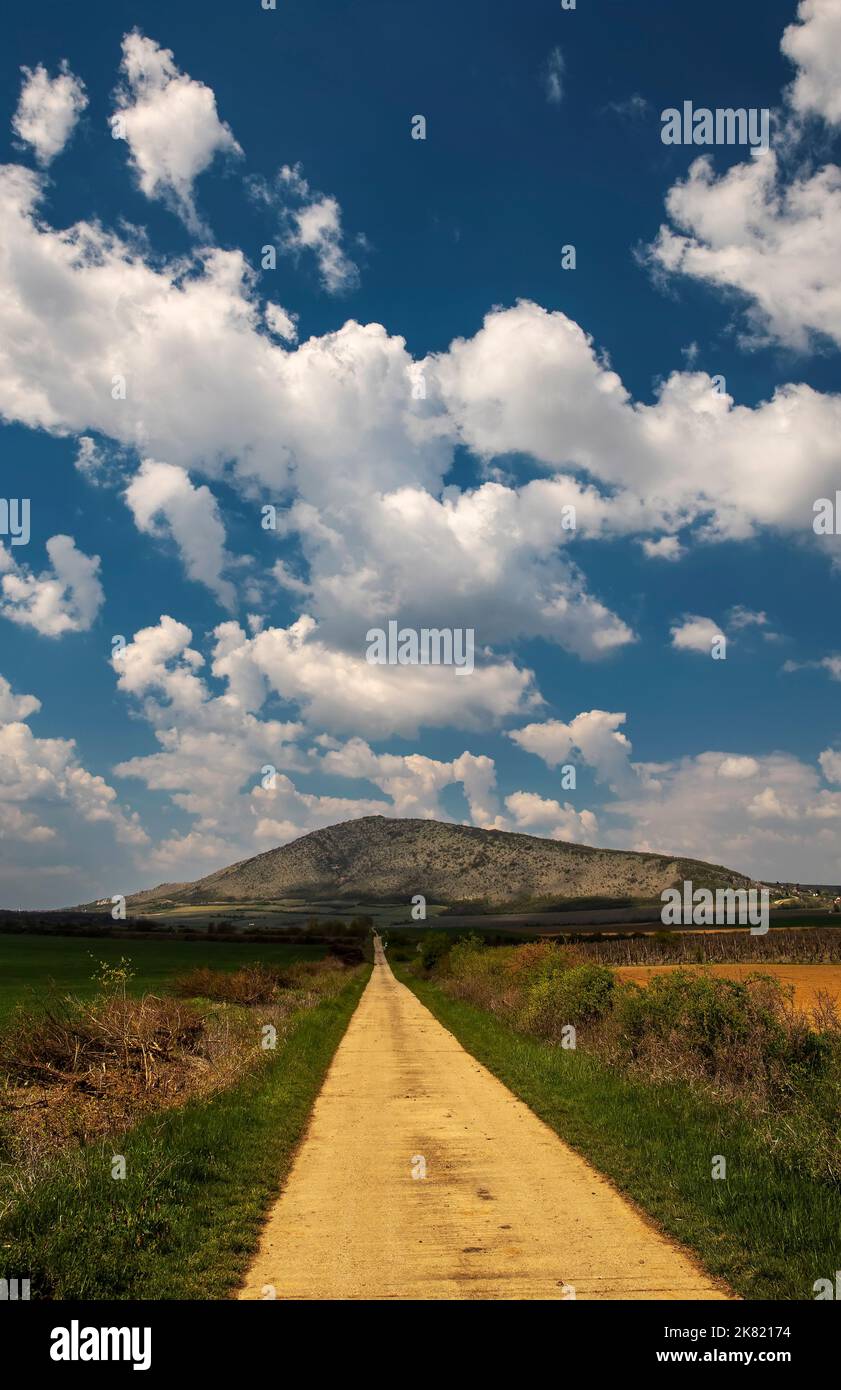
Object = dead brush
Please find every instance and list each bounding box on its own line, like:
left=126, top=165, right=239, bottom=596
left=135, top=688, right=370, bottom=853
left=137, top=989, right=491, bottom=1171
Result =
left=172, top=962, right=288, bottom=1005
left=172, top=956, right=348, bottom=1007
left=0, top=994, right=207, bottom=1092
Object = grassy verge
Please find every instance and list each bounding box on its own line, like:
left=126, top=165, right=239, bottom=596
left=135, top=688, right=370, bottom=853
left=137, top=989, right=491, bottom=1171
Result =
left=398, top=968, right=839, bottom=1300
left=0, top=967, right=369, bottom=1299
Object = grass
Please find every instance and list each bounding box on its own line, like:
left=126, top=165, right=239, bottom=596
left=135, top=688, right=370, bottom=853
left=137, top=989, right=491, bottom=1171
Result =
left=398, top=967, right=841, bottom=1300
left=0, top=966, right=369, bottom=1299
left=0, top=935, right=324, bottom=1022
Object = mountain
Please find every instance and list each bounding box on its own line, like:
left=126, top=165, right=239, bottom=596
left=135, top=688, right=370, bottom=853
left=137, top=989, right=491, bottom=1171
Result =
left=122, top=815, right=754, bottom=909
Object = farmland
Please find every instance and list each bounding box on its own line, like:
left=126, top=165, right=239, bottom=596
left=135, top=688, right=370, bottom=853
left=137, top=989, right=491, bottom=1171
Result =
left=0, top=934, right=324, bottom=1022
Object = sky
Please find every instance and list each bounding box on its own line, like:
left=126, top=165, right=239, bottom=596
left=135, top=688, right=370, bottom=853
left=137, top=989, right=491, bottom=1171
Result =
left=1, top=0, right=840, bottom=907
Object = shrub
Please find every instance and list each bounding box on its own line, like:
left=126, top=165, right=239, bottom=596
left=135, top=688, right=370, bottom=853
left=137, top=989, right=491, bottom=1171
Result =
left=172, top=963, right=289, bottom=1005
left=520, top=964, right=616, bottom=1039
left=417, top=933, right=453, bottom=973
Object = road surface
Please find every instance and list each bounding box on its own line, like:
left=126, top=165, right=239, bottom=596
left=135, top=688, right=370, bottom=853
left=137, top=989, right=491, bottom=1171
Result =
left=239, top=936, right=729, bottom=1300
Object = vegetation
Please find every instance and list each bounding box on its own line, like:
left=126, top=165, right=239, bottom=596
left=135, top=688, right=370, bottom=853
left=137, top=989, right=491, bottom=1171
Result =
left=401, top=970, right=838, bottom=1299
left=0, top=934, right=325, bottom=1022
left=400, top=932, right=841, bottom=1296
left=568, top=926, right=841, bottom=966
left=410, top=937, right=841, bottom=1171
left=0, top=964, right=367, bottom=1298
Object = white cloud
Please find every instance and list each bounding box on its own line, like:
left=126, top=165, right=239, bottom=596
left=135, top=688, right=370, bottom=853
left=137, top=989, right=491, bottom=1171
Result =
left=505, top=790, right=597, bottom=843
left=647, top=152, right=841, bottom=351
left=210, top=614, right=540, bottom=738
left=781, top=0, right=841, bottom=126
left=783, top=653, right=841, bottom=681
left=105, top=624, right=841, bottom=883
left=113, top=31, right=241, bottom=232
left=819, top=746, right=841, bottom=782
left=0, top=535, right=103, bottom=636
left=321, top=738, right=504, bottom=826
left=284, top=480, right=637, bottom=660
left=125, top=459, right=236, bottom=608
left=509, top=710, right=633, bottom=790
left=264, top=302, right=298, bottom=342
left=0, top=673, right=147, bottom=854
left=605, top=747, right=841, bottom=879
left=428, top=300, right=841, bottom=544
left=748, top=786, right=794, bottom=820
left=544, top=47, right=565, bottom=105
left=12, top=61, right=87, bottom=165
left=717, top=755, right=761, bottom=780
left=604, top=93, right=650, bottom=121
left=0, top=673, right=40, bottom=722
left=507, top=713, right=841, bottom=877
left=108, top=617, right=528, bottom=879
left=646, top=3, right=841, bottom=350
left=3, top=167, right=841, bottom=652
left=670, top=615, right=723, bottom=654
left=642, top=535, right=683, bottom=561
left=728, top=606, right=768, bottom=630
left=259, top=163, right=360, bottom=294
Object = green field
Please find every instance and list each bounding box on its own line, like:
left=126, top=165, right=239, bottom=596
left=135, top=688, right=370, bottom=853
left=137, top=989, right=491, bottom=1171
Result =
left=0, top=934, right=324, bottom=1022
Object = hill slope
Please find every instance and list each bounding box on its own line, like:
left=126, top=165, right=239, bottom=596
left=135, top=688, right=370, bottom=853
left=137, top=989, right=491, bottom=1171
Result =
left=124, top=815, right=753, bottom=909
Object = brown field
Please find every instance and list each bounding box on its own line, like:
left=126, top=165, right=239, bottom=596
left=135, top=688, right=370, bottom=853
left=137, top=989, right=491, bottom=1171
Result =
left=614, top=963, right=841, bottom=1012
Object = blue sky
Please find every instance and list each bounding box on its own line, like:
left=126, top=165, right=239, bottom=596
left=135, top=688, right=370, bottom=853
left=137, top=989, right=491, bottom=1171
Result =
left=1, top=0, right=840, bottom=906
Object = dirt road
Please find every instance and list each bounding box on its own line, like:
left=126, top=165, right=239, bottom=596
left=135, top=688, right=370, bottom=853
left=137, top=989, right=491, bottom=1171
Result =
left=239, top=938, right=728, bottom=1300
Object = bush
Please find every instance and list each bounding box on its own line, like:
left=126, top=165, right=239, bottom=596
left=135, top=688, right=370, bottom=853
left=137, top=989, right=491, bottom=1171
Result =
left=417, top=933, right=453, bottom=973
left=172, top=962, right=289, bottom=1005
left=520, top=964, right=616, bottom=1039
left=610, top=970, right=800, bottom=1094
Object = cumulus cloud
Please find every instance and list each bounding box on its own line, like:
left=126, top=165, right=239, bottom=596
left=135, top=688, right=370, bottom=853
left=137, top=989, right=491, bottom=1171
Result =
left=670, top=615, right=724, bottom=654
left=647, top=2, right=841, bottom=349
left=12, top=61, right=87, bottom=165
left=125, top=459, right=236, bottom=608
left=717, top=755, right=761, bottom=780
left=509, top=711, right=633, bottom=790
left=506, top=710, right=841, bottom=877
left=605, top=747, right=841, bottom=879
left=283, top=480, right=636, bottom=659
left=254, top=163, right=360, bottom=294
left=647, top=152, right=841, bottom=351
left=0, top=673, right=40, bottom=722
left=0, top=673, right=147, bottom=861
left=781, top=0, right=841, bottom=126
left=210, top=615, right=540, bottom=738
left=427, top=300, right=841, bottom=544
left=321, top=738, right=504, bottom=826
left=0, top=535, right=103, bottom=636
left=108, top=616, right=529, bottom=878
left=504, top=790, right=598, bottom=843
left=2, top=165, right=841, bottom=652
left=819, top=746, right=841, bottom=782
left=641, top=535, right=683, bottom=561
left=113, top=31, right=241, bottom=232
